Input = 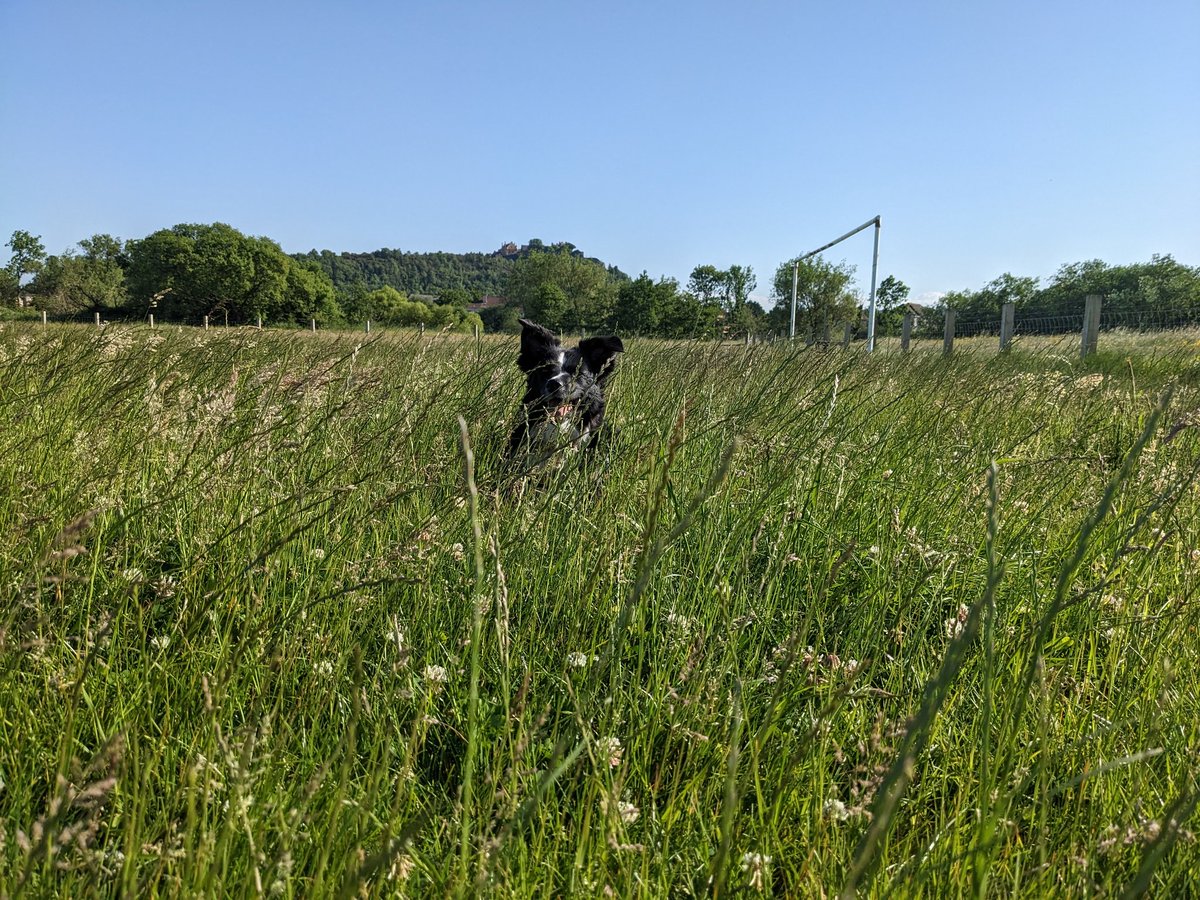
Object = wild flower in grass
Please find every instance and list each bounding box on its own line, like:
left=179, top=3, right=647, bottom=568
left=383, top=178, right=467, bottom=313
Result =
left=388, top=854, right=415, bottom=881
left=1191, top=548, right=1200, bottom=562
left=740, top=852, right=771, bottom=892
left=598, top=736, right=623, bottom=767
left=385, top=615, right=407, bottom=661
left=450, top=542, right=464, bottom=562
left=222, top=792, right=255, bottom=817
left=314, top=659, right=334, bottom=677
left=268, top=850, right=293, bottom=896
left=122, top=567, right=145, bottom=584
left=423, top=664, right=449, bottom=684
left=310, top=547, right=326, bottom=561
left=150, top=634, right=171, bottom=651
left=823, top=798, right=850, bottom=822
left=566, top=651, right=589, bottom=668
left=153, top=574, right=177, bottom=600
left=617, top=801, right=640, bottom=824
left=944, top=603, right=970, bottom=639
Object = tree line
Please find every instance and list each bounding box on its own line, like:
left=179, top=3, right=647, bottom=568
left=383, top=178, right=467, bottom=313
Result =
left=1, top=225, right=484, bottom=333
left=5, top=226, right=1196, bottom=338
left=932, top=256, right=1200, bottom=330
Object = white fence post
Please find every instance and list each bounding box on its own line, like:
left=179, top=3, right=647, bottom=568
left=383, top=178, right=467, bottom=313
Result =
left=41, top=310, right=47, bottom=327
left=943, top=309, right=956, bottom=355
left=94, top=312, right=101, bottom=327
left=365, top=319, right=371, bottom=333
left=257, top=315, right=263, bottom=330
left=311, top=319, right=316, bottom=332
left=203, top=315, right=209, bottom=330
left=1081, top=294, right=1102, bottom=358
left=149, top=313, right=155, bottom=329
left=1000, top=302, right=1015, bottom=352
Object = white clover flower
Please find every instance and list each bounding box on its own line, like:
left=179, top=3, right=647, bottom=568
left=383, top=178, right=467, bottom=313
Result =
left=740, top=852, right=772, bottom=891
left=150, top=634, right=171, bottom=651
left=153, top=574, right=177, bottom=599
left=314, top=659, right=334, bottom=677
left=424, top=664, right=449, bottom=684
left=823, top=798, right=850, bottom=821
left=617, top=801, right=639, bottom=824
left=567, top=652, right=589, bottom=668
left=311, top=547, right=326, bottom=561
left=123, top=567, right=145, bottom=584
left=386, top=616, right=405, bottom=655
left=598, top=736, right=623, bottom=767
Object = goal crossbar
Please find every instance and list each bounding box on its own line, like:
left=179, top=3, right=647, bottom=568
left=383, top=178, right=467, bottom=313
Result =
left=790, top=215, right=882, bottom=351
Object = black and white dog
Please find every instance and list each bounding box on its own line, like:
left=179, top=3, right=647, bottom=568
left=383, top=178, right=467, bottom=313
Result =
left=506, top=318, right=624, bottom=461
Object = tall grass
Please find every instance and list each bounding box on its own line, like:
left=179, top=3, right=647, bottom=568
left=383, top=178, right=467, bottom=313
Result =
left=2, top=322, right=1199, bottom=897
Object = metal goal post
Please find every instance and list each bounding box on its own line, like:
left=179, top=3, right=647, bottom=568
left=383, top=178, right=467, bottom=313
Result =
left=789, top=215, right=881, bottom=351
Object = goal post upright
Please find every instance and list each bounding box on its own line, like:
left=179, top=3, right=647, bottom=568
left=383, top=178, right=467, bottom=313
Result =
left=789, top=215, right=882, bottom=350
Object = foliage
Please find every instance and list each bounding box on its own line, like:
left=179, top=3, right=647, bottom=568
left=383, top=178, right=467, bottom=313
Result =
left=124, top=223, right=341, bottom=325
left=769, top=255, right=859, bottom=337
left=3, top=230, right=46, bottom=300
left=0, top=268, right=19, bottom=306
left=353, top=285, right=481, bottom=331
left=2, top=325, right=1199, bottom=897
left=478, top=302, right=523, bottom=334
left=504, top=250, right=619, bottom=332
left=873, top=275, right=910, bottom=336
left=27, top=234, right=128, bottom=317
left=298, top=240, right=628, bottom=315
left=939, top=256, right=1200, bottom=328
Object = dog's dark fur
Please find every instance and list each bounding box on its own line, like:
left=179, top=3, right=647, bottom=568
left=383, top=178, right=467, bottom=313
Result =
left=506, top=318, right=624, bottom=460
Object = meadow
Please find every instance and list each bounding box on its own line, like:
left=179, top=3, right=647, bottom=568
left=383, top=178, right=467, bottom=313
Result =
left=1, top=322, right=1199, bottom=898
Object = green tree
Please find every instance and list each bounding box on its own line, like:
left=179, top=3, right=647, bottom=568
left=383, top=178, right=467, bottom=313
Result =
left=724, top=264, right=758, bottom=336
left=687, top=265, right=726, bottom=307
left=525, top=283, right=569, bottom=328
left=614, top=273, right=666, bottom=334
left=479, top=303, right=522, bottom=334
left=770, top=255, right=858, bottom=338
left=4, top=230, right=46, bottom=303
left=505, top=251, right=617, bottom=331
left=657, top=289, right=723, bottom=339
left=873, top=275, right=910, bottom=336
left=126, top=223, right=339, bottom=325
left=0, top=269, right=18, bottom=306
left=438, top=287, right=474, bottom=309
left=362, top=286, right=410, bottom=322
left=28, top=234, right=128, bottom=317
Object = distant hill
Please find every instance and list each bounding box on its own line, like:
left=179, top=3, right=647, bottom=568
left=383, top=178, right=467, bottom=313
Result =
left=294, top=240, right=627, bottom=299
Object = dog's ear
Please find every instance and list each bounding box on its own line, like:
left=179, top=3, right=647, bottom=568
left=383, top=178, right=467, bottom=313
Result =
left=578, top=335, right=624, bottom=382
left=517, top=319, right=561, bottom=373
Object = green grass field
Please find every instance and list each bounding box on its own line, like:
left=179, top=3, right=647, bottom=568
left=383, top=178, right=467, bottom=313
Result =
left=2, top=323, right=1199, bottom=897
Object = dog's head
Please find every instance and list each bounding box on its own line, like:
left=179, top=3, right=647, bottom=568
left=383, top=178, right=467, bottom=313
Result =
left=517, top=318, right=624, bottom=413
left=513, top=318, right=624, bottom=447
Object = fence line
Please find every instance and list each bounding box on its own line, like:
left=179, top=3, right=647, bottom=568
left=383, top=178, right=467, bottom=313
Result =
left=16, top=297, right=1200, bottom=359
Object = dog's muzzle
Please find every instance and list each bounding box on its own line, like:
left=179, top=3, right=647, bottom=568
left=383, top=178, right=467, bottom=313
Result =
left=534, top=405, right=580, bottom=448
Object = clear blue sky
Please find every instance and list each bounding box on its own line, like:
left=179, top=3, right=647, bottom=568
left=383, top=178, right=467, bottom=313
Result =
left=2, top=0, right=1197, bottom=305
